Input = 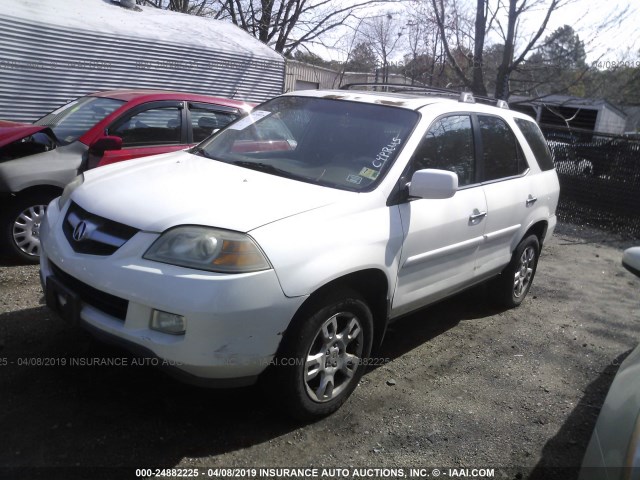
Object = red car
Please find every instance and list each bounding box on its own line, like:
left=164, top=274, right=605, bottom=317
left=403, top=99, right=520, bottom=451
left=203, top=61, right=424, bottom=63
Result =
left=0, top=90, right=253, bottom=262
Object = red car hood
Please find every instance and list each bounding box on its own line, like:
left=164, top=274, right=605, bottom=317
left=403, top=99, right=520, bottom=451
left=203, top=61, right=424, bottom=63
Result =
left=0, top=120, right=49, bottom=147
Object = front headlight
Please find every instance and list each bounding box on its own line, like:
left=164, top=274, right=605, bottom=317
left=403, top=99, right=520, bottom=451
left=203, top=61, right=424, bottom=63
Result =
left=58, top=174, right=84, bottom=209
left=143, top=226, right=271, bottom=273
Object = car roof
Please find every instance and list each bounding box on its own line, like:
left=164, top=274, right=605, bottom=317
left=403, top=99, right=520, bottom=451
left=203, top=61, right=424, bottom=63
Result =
left=281, top=88, right=525, bottom=118
left=282, top=89, right=441, bottom=110
left=89, top=89, right=253, bottom=110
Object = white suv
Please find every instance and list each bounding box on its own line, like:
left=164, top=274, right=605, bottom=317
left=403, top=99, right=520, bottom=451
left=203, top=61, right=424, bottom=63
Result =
left=39, top=87, right=560, bottom=419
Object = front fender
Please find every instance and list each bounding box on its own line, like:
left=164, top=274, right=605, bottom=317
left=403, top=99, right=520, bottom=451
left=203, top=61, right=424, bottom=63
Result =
left=0, top=143, right=86, bottom=193
left=251, top=196, right=403, bottom=299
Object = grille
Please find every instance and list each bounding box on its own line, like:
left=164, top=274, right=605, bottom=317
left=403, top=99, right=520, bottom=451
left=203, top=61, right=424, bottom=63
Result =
left=63, top=202, right=139, bottom=255
left=49, top=261, right=128, bottom=321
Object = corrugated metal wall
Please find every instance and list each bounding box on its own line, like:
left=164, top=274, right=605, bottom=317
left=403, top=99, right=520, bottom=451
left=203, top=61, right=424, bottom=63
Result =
left=0, top=16, right=285, bottom=122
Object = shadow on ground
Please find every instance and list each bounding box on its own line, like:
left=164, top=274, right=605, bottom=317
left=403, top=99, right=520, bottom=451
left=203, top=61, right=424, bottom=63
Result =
left=0, top=284, right=503, bottom=475
left=528, top=351, right=629, bottom=480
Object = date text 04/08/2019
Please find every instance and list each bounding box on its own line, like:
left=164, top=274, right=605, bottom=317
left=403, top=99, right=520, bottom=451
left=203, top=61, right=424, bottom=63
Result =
left=134, top=467, right=496, bottom=478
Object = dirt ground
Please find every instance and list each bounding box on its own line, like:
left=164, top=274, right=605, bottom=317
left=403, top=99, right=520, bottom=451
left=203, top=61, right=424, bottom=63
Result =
left=1, top=223, right=639, bottom=480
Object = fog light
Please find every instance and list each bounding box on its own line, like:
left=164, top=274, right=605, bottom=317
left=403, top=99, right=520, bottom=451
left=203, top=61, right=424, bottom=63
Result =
left=150, top=310, right=186, bottom=335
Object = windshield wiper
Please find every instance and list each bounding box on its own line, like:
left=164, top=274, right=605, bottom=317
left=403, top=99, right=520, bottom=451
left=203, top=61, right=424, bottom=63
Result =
left=232, top=160, right=302, bottom=181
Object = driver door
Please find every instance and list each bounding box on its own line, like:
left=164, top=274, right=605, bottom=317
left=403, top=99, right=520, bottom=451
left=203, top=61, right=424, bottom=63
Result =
left=392, top=114, right=487, bottom=316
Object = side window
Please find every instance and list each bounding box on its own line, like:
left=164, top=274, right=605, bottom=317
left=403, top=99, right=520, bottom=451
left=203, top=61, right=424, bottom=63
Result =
left=410, top=115, right=475, bottom=186
left=190, top=107, right=238, bottom=143
left=112, top=107, right=182, bottom=147
left=478, top=115, right=527, bottom=181
left=514, top=118, right=555, bottom=171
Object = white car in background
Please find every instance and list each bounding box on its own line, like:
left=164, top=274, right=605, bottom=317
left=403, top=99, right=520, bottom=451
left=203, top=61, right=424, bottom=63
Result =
left=39, top=86, right=560, bottom=419
left=580, top=247, right=640, bottom=480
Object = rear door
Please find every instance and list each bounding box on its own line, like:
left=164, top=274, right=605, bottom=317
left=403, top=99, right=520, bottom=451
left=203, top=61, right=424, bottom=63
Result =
left=474, top=114, right=531, bottom=277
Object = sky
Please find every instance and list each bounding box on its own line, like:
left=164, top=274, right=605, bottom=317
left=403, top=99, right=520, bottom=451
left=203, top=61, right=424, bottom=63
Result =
left=522, top=0, right=640, bottom=64
left=316, top=0, right=640, bottom=66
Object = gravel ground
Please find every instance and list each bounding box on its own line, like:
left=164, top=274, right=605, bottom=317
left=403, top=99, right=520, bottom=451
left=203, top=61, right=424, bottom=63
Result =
left=1, top=223, right=639, bottom=480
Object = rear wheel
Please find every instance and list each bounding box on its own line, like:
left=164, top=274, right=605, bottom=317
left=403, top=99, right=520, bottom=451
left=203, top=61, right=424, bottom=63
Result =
left=491, top=235, right=540, bottom=308
left=272, top=290, right=373, bottom=420
left=2, top=192, right=55, bottom=263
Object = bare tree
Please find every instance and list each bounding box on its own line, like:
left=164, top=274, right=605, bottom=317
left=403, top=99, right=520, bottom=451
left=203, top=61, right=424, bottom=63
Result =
left=430, top=0, right=578, bottom=99
left=359, top=13, right=406, bottom=83
left=211, top=0, right=399, bottom=55
left=138, top=0, right=217, bottom=15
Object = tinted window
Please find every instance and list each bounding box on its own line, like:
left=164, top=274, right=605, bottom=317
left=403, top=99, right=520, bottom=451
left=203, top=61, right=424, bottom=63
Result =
left=479, top=115, right=527, bottom=181
left=113, top=107, right=182, bottom=147
left=514, top=118, right=555, bottom=171
left=411, top=115, right=475, bottom=186
left=190, top=107, right=238, bottom=143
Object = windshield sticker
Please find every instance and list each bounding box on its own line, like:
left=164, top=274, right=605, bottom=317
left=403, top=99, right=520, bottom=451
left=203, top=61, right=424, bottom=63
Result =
left=372, top=136, right=402, bottom=168
left=227, top=110, right=271, bottom=130
left=346, top=174, right=363, bottom=185
left=359, top=167, right=379, bottom=181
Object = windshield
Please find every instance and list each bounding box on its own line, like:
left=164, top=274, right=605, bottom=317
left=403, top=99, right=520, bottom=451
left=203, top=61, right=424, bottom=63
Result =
left=194, top=96, right=419, bottom=191
left=35, top=96, right=125, bottom=145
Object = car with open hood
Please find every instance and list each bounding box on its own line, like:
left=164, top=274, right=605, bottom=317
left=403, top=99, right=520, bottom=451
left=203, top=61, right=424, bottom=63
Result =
left=0, top=90, right=252, bottom=262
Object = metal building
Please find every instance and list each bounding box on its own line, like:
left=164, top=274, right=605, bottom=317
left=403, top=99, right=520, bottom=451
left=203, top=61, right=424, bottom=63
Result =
left=510, top=95, right=628, bottom=135
left=0, top=0, right=285, bottom=122
left=284, top=60, right=416, bottom=93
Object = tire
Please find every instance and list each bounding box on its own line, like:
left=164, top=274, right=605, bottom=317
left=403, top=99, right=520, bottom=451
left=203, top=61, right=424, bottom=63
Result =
left=491, top=235, right=540, bottom=309
left=2, top=192, right=55, bottom=264
left=271, top=290, right=374, bottom=420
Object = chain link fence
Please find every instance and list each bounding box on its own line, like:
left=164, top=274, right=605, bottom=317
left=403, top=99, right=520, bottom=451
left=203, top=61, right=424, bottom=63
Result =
left=541, top=125, right=640, bottom=238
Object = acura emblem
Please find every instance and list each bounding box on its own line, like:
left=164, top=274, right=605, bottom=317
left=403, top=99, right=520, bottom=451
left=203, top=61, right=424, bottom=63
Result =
left=72, top=221, right=90, bottom=242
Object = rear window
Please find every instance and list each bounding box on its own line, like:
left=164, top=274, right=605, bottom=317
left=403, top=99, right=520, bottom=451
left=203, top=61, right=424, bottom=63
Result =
left=514, top=118, right=555, bottom=171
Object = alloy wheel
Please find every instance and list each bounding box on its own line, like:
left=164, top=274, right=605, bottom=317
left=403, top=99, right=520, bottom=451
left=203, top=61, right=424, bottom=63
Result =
left=304, top=311, right=364, bottom=403
left=513, top=245, right=536, bottom=298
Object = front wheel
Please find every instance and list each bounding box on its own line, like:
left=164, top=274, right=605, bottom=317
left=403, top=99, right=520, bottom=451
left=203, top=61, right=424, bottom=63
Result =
left=2, top=193, right=55, bottom=263
left=271, top=291, right=373, bottom=420
left=491, top=235, right=540, bottom=308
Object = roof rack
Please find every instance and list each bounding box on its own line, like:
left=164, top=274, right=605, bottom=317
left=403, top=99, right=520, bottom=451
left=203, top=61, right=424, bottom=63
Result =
left=339, top=82, right=509, bottom=109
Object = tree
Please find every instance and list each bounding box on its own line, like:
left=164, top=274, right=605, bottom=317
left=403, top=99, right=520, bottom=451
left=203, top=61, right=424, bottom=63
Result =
left=360, top=13, right=405, bottom=83
left=430, top=0, right=572, bottom=99
left=213, top=0, right=398, bottom=56
left=138, top=0, right=217, bottom=15
left=345, top=42, right=378, bottom=72
left=509, top=25, right=588, bottom=98
left=541, top=25, right=586, bottom=69
left=140, top=0, right=397, bottom=55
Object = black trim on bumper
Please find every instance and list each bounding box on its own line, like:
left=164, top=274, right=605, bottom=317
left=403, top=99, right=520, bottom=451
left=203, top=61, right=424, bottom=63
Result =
left=81, top=322, right=259, bottom=388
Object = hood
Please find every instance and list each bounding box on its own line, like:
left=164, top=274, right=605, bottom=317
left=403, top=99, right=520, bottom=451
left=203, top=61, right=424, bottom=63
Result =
left=0, top=120, right=50, bottom=147
left=73, top=151, right=354, bottom=233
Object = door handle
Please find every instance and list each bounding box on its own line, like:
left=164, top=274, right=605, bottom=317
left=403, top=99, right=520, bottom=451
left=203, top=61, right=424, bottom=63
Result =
left=469, top=210, right=487, bottom=222
left=526, top=195, right=538, bottom=207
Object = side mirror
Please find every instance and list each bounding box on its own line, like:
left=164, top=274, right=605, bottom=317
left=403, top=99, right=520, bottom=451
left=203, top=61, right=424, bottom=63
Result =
left=408, top=169, right=458, bottom=199
left=89, top=135, right=122, bottom=154
left=622, top=247, right=640, bottom=278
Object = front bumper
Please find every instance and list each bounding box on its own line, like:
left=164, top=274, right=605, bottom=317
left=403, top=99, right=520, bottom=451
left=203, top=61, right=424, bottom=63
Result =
left=40, top=200, right=307, bottom=385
